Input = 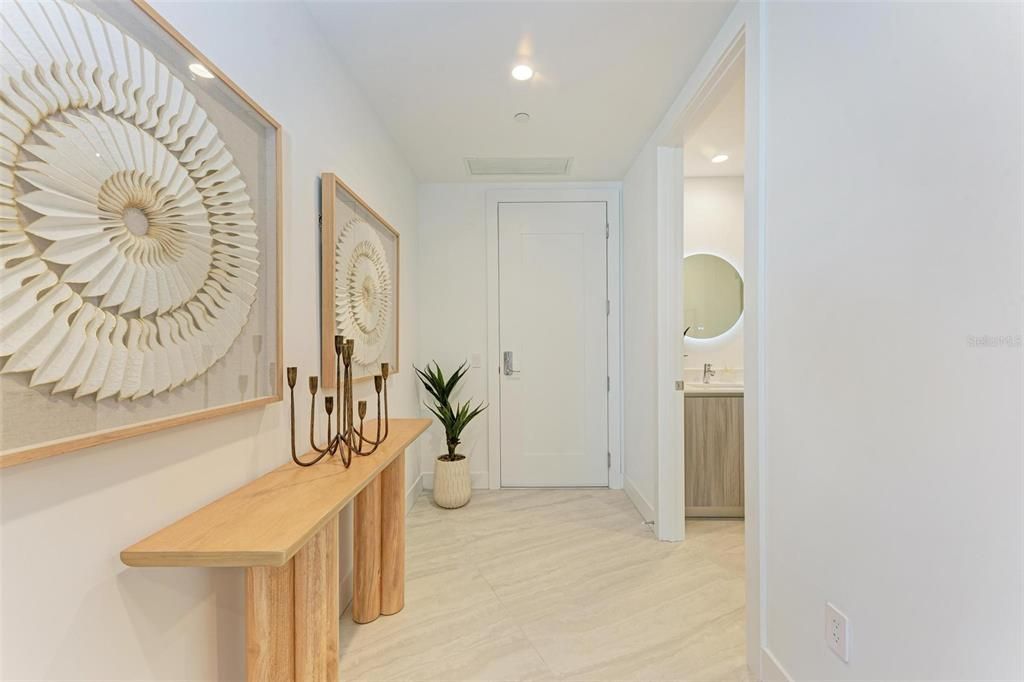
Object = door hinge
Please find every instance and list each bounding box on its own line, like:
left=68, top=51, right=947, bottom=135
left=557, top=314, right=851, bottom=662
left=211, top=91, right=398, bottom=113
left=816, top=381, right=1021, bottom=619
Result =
left=607, top=376, right=611, bottom=391
left=605, top=223, right=610, bottom=239
left=317, top=213, right=323, bottom=227
left=608, top=451, right=612, bottom=468
left=606, top=299, right=611, bottom=316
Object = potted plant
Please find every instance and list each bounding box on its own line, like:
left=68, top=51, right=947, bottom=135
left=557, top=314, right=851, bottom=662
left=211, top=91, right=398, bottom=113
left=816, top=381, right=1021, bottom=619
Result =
left=415, top=361, right=486, bottom=509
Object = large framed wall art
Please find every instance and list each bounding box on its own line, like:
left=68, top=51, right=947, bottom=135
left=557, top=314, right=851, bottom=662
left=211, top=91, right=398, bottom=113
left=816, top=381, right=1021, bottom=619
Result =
left=0, top=0, right=283, bottom=467
left=320, top=173, right=399, bottom=387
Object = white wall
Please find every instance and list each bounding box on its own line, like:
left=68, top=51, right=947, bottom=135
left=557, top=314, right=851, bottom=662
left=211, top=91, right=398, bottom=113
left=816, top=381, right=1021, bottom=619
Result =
left=683, top=175, right=744, bottom=375
left=622, top=158, right=660, bottom=517
left=623, top=0, right=1023, bottom=677
left=0, top=3, right=420, bottom=680
left=761, top=2, right=1022, bottom=678
left=415, top=184, right=490, bottom=487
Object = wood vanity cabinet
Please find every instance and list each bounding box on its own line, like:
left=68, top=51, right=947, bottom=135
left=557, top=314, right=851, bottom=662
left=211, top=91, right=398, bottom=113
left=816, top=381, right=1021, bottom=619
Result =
left=684, top=395, right=744, bottom=518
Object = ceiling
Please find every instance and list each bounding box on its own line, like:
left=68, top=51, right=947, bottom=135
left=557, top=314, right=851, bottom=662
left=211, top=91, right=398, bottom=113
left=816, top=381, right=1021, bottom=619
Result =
left=683, top=66, right=744, bottom=177
left=304, top=1, right=735, bottom=182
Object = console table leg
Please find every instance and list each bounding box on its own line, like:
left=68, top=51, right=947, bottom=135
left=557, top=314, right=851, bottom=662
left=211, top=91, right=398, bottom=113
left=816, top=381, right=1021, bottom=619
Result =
left=380, top=451, right=406, bottom=615
left=294, top=518, right=339, bottom=680
left=353, top=477, right=382, bottom=623
left=246, top=562, right=295, bottom=682
left=326, top=515, right=340, bottom=681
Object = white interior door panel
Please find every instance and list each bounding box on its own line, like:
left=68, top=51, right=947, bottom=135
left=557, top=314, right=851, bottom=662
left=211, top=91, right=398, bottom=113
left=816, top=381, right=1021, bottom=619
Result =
left=498, top=201, right=608, bottom=487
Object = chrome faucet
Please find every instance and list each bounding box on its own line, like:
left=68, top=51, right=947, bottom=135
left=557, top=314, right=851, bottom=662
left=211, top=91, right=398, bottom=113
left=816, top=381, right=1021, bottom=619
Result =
left=702, top=362, right=715, bottom=384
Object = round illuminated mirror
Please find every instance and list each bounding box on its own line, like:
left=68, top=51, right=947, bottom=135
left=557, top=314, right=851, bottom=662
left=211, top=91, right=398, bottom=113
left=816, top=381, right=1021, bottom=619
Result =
left=683, top=254, right=743, bottom=339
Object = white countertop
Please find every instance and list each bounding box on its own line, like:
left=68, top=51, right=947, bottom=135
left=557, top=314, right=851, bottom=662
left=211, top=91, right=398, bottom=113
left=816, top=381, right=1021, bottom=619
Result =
left=684, top=382, right=744, bottom=396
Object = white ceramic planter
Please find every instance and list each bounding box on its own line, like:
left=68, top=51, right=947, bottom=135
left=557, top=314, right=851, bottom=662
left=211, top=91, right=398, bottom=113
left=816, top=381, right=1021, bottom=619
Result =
left=433, top=455, right=471, bottom=509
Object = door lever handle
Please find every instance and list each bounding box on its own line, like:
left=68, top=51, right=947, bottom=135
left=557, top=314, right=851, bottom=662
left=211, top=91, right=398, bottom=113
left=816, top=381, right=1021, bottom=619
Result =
left=503, top=351, right=519, bottom=376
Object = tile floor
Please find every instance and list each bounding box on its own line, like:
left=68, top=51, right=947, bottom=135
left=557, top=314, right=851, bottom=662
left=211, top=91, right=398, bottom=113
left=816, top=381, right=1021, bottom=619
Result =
left=340, top=489, right=749, bottom=681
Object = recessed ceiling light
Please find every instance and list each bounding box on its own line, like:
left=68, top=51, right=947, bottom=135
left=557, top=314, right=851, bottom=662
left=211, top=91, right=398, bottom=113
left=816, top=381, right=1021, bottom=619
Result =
left=513, top=112, right=531, bottom=123
left=711, top=153, right=729, bottom=164
left=511, top=64, right=534, bottom=81
left=189, top=63, right=215, bottom=79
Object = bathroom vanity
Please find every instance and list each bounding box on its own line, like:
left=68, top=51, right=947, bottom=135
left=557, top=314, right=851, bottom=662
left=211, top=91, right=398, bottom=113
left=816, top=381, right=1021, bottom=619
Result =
left=684, top=386, right=744, bottom=518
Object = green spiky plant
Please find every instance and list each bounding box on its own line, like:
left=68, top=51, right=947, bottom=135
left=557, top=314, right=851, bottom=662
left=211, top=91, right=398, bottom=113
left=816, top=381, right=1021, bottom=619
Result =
left=414, top=361, right=486, bottom=461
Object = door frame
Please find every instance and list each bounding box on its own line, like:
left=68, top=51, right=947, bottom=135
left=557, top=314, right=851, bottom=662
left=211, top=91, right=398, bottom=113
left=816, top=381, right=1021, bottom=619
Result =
left=656, top=34, right=748, bottom=540
left=652, top=3, right=765, bottom=673
left=485, top=186, right=623, bottom=490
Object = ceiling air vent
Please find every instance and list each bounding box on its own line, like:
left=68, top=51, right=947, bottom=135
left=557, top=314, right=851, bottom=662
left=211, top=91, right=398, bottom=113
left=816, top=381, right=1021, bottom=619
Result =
left=465, top=157, right=573, bottom=176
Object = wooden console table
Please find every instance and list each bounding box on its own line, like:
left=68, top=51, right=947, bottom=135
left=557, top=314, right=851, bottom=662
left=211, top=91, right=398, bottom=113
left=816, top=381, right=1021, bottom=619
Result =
left=121, top=418, right=431, bottom=681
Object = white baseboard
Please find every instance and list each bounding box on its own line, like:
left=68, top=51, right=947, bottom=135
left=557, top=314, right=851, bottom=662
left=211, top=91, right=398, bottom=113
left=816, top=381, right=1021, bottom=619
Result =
left=406, top=473, right=423, bottom=512
left=760, top=647, right=793, bottom=682
left=624, top=476, right=655, bottom=522
left=421, top=471, right=489, bottom=490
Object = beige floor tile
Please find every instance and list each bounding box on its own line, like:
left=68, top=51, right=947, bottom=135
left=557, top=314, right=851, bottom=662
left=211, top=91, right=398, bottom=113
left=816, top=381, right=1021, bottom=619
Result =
left=338, top=490, right=746, bottom=681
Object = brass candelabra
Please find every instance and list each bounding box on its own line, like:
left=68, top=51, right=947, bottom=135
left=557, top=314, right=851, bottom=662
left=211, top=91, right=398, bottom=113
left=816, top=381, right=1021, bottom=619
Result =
left=286, top=335, right=390, bottom=467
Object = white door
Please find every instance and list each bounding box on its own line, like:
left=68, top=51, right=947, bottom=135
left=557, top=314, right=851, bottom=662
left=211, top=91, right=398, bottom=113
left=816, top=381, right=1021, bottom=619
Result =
left=498, top=201, right=609, bottom=487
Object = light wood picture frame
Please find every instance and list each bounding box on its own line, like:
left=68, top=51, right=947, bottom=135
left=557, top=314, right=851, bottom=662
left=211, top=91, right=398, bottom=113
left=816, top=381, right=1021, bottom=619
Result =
left=0, top=0, right=283, bottom=468
left=320, top=173, right=400, bottom=388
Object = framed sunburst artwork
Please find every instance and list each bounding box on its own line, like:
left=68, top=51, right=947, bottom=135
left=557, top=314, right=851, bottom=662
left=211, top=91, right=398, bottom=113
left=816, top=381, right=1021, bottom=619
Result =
left=320, top=173, right=399, bottom=387
left=0, top=0, right=282, bottom=467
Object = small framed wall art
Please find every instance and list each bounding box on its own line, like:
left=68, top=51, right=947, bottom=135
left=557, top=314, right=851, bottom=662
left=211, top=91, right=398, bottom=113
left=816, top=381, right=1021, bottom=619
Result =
left=320, top=173, right=400, bottom=387
left=0, top=0, right=283, bottom=467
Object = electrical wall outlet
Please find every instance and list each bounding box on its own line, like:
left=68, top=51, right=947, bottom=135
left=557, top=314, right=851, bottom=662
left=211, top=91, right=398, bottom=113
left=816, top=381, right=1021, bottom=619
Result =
left=826, top=602, right=849, bottom=662
left=470, top=353, right=482, bottom=368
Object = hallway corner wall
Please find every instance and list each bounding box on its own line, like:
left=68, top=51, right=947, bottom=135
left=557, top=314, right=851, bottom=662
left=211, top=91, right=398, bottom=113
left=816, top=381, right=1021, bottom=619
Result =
left=623, top=0, right=1023, bottom=678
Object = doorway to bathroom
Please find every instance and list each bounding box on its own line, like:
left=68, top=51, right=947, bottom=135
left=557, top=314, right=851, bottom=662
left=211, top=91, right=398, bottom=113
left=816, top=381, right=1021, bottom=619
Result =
left=651, top=16, right=764, bottom=672
left=681, top=62, right=746, bottom=520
